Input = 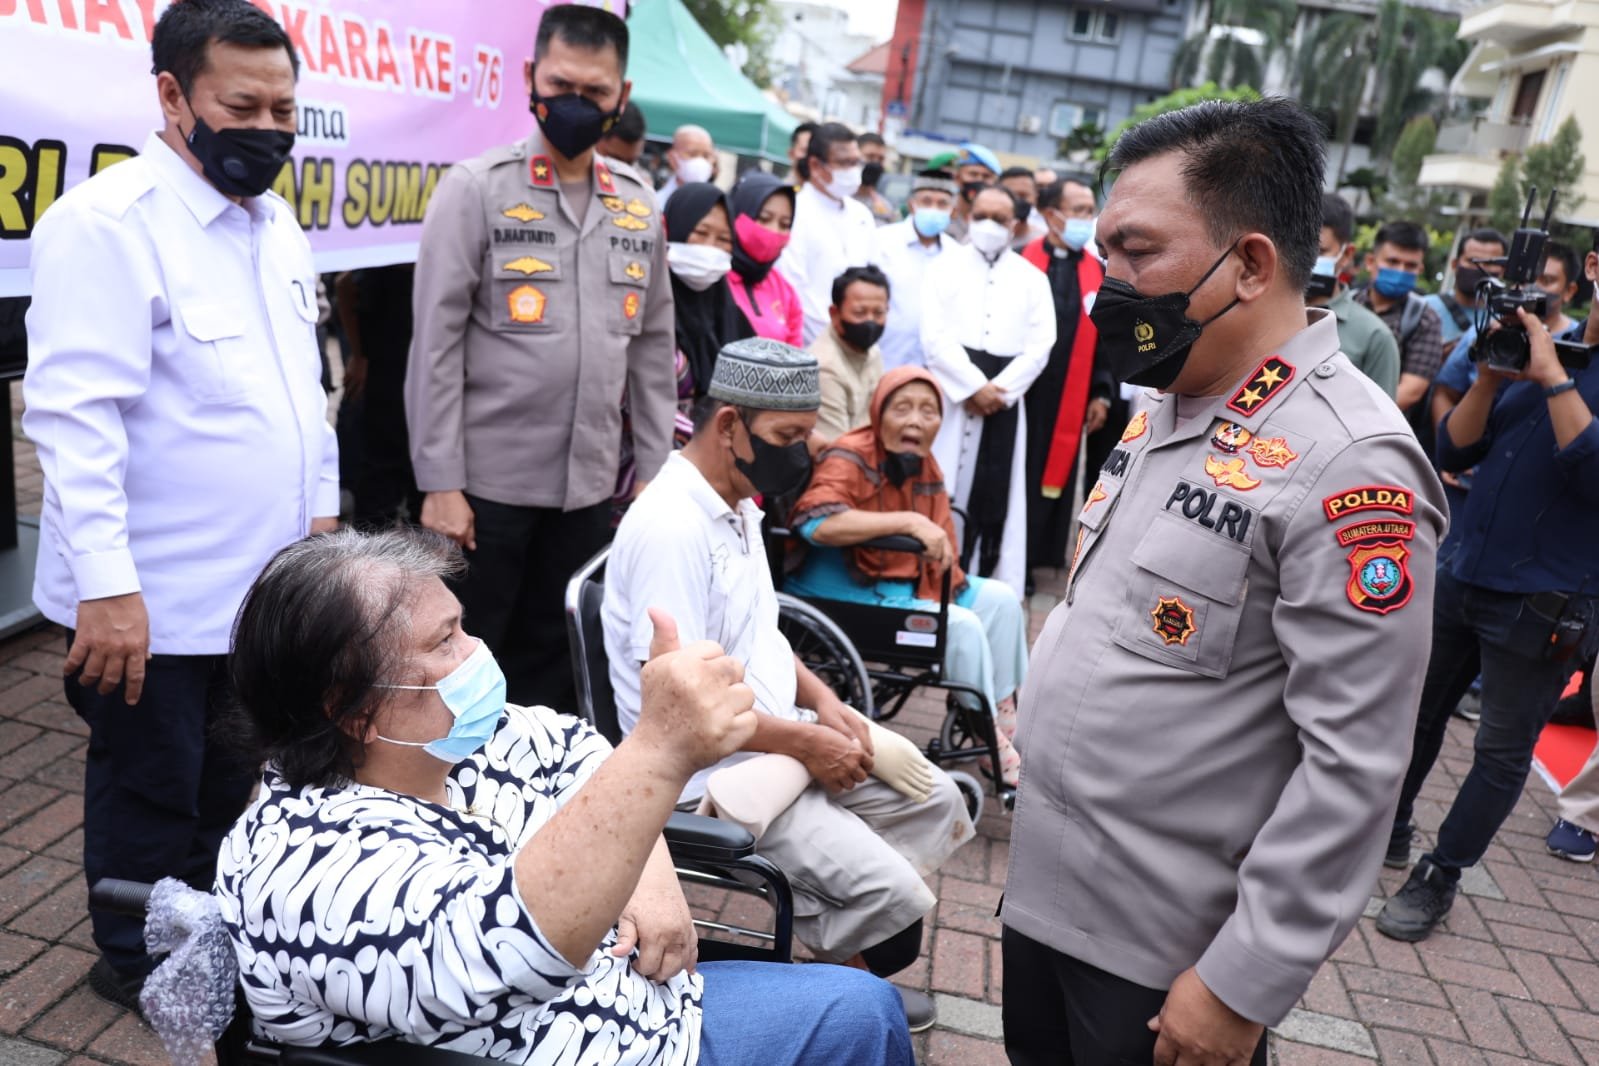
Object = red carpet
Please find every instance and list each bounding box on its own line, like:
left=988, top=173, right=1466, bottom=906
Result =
left=1534, top=723, right=1598, bottom=791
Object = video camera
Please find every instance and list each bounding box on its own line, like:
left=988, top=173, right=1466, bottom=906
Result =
left=1469, top=186, right=1593, bottom=373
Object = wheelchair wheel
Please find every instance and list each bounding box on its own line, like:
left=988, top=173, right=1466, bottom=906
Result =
left=776, top=593, right=874, bottom=717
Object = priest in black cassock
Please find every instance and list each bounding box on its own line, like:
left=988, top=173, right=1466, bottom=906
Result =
left=1019, top=179, right=1116, bottom=593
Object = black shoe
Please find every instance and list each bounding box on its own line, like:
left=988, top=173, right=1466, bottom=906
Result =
left=88, top=957, right=146, bottom=1016
left=1384, top=824, right=1414, bottom=869
left=897, top=986, right=937, bottom=1033
left=1375, top=859, right=1458, bottom=942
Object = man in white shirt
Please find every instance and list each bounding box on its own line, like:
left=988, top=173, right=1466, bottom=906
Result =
left=777, top=122, right=878, bottom=344
left=923, top=187, right=1056, bottom=598
left=21, top=0, right=337, bottom=1006
left=604, top=338, right=973, bottom=1033
left=655, top=122, right=717, bottom=208
left=875, top=168, right=959, bottom=370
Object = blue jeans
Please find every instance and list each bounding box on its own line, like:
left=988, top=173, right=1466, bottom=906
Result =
left=1392, top=570, right=1596, bottom=875
left=697, top=961, right=913, bottom=1066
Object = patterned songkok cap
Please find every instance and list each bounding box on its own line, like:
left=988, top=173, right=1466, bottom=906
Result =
left=707, top=337, right=821, bottom=412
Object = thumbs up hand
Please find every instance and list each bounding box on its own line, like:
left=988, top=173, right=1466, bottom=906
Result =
left=635, top=608, right=759, bottom=782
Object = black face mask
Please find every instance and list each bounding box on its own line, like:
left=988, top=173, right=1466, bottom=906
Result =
left=860, top=161, right=885, bottom=189
left=1089, top=240, right=1241, bottom=390
left=883, top=450, right=923, bottom=487
left=839, top=318, right=885, bottom=352
left=1455, top=266, right=1487, bottom=299
left=736, top=418, right=813, bottom=497
left=961, top=180, right=989, bottom=204
left=530, top=74, right=619, bottom=159
left=183, top=112, right=294, bottom=198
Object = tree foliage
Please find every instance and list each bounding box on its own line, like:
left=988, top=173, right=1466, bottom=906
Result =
left=1170, top=0, right=1298, bottom=91
left=682, top=0, right=777, bottom=86
left=1487, top=117, right=1587, bottom=235
left=1391, top=115, right=1437, bottom=190
left=1487, top=155, right=1524, bottom=235
left=1095, top=83, right=1262, bottom=163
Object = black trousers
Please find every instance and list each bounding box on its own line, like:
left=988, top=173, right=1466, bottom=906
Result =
left=1002, top=927, right=1268, bottom=1066
left=67, top=638, right=255, bottom=976
left=457, top=495, right=613, bottom=711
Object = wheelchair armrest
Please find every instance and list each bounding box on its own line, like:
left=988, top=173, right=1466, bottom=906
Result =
left=90, top=878, right=154, bottom=917
left=664, top=811, right=756, bottom=864
left=858, top=533, right=926, bottom=554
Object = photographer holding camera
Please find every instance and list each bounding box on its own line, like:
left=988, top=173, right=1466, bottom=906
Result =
left=1377, top=296, right=1599, bottom=943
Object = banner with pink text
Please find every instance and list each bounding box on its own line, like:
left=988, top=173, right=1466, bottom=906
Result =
left=0, top=0, right=627, bottom=296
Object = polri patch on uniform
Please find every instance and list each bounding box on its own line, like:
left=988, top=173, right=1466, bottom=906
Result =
left=506, top=284, right=548, bottom=324
left=1336, top=518, right=1415, bottom=548
left=1246, top=435, right=1298, bottom=469
left=1151, top=595, right=1198, bottom=646
left=1322, top=485, right=1414, bottom=522
left=1203, top=455, right=1261, bottom=491
left=595, top=160, right=617, bottom=195
left=1210, top=420, right=1251, bottom=454
left=1083, top=481, right=1108, bottom=513
left=1226, top=355, right=1295, bottom=417
left=529, top=156, right=554, bottom=187
left=622, top=292, right=641, bottom=320
left=502, top=256, right=555, bottom=276
left=612, top=214, right=648, bottom=232
left=601, top=195, right=626, bottom=213
left=1345, top=541, right=1414, bottom=615
left=626, top=197, right=652, bottom=218
left=502, top=202, right=546, bottom=222
left=1121, top=410, right=1148, bottom=443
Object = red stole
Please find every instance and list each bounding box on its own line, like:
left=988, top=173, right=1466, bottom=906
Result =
left=1021, top=238, right=1103, bottom=498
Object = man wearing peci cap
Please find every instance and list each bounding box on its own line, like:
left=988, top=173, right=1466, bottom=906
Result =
left=604, top=338, right=975, bottom=1033
left=874, top=168, right=961, bottom=371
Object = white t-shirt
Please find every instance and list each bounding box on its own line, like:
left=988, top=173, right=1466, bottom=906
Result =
left=604, top=452, right=801, bottom=801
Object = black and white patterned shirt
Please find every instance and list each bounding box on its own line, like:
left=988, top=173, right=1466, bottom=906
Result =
left=215, top=706, right=703, bottom=1065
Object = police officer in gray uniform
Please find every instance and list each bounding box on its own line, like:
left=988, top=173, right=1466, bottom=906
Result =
left=407, top=6, right=674, bottom=708
left=1001, top=100, right=1447, bottom=1066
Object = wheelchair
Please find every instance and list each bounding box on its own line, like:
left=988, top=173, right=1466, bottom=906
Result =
left=767, top=523, right=1016, bottom=811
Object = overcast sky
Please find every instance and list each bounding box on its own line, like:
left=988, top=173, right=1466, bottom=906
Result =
left=830, top=0, right=899, bottom=42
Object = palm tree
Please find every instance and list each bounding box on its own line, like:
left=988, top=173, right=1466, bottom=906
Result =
left=1170, top=0, right=1299, bottom=91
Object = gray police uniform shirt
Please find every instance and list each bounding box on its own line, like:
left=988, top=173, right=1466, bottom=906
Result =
left=1004, top=309, right=1447, bottom=1025
left=407, top=129, right=675, bottom=511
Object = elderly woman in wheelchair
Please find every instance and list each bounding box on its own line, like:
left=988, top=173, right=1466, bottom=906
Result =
left=787, top=367, right=1029, bottom=786
left=208, top=528, right=912, bottom=1065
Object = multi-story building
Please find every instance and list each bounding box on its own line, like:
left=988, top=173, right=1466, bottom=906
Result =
left=882, top=0, right=1193, bottom=166
left=1418, top=0, right=1599, bottom=225
left=771, top=0, right=883, bottom=125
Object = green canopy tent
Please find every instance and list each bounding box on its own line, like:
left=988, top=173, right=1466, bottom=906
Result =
left=626, top=0, right=798, bottom=163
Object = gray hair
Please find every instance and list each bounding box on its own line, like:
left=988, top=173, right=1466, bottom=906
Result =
left=225, top=528, right=464, bottom=789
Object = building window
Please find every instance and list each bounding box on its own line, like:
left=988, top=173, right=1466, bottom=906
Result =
left=1536, top=61, right=1568, bottom=142
left=1049, top=102, right=1108, bottom=139
left=1068, top=8, right=1120, bottom=41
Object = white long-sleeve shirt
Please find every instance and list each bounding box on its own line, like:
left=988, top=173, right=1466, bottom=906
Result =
left=920, top=242, right=1055, bottom=404
left=776, top=181, right=877, bottom=345
left=873, top=218, right=953, bottom=370
left=23, top=131, right=338, bottom=654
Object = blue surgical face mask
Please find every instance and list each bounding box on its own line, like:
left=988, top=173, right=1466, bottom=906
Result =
left=1372, top=267, right=1417, bottom=299
left=376, top=639, right=507, bottom=764
left=1062, top=217, right=1096, bottom=252
left=911, top=207, right=950, bottom=239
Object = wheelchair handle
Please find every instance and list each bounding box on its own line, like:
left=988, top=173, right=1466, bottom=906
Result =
left=858, top=534, right=926, bottom=554
left=90, top=878, right=155, bottom=917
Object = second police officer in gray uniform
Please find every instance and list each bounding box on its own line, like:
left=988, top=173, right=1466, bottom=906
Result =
left=407, top=6, right=674, bottom=708
left=1001, top=100, right=1447, bottom=1066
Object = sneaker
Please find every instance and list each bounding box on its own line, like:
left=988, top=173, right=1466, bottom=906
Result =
left=1384, top=824, right=1414, bottom=869
left=87, top=957, right=146, bottom=1016
left=897, top=986, right=937, bottom=1033
left=1375, top=859, right=1459, bottom=942
left=1546, top=819, right=1597, bottom=863
left=1452, top=691, right=1482, bottom=722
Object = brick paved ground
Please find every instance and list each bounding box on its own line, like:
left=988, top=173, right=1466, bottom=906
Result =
left=1, top=381, right=1596, bottom=1064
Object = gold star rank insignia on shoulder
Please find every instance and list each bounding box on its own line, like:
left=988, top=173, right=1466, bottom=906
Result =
left=529, top=156, right=554, bottom=187
left=611, top=214, right=648, bottom=231
left=501, top=203, right=545, bottom=223
left=595, top=160, right=617, bottom=195
left=1226, top=356, right=1295, bottom=417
